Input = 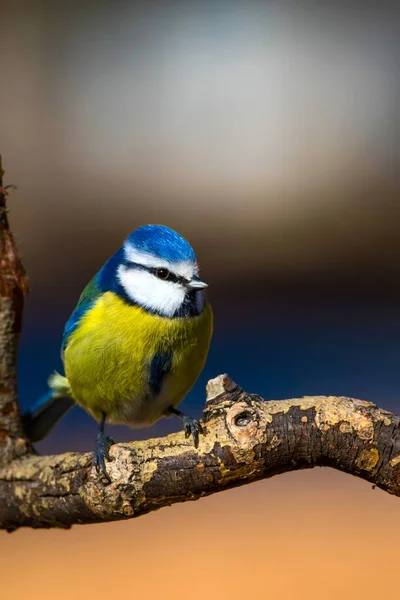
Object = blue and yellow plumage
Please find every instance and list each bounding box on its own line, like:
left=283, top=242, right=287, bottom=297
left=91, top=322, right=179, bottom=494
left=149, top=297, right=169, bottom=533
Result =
left=24, top=225, right=213, bottom=479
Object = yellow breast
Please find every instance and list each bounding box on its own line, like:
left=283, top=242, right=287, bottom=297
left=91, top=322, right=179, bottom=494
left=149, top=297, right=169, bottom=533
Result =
left=63, top=292, right=213, bottom=425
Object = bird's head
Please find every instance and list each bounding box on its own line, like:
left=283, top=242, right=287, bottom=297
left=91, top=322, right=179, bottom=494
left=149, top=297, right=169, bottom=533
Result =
left=116, top=225, right=208, bottom=317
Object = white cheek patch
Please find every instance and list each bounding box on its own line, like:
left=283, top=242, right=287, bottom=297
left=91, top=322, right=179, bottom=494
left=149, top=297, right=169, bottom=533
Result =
left=117, top=265, right=186, bottom=317
left=124, top=242, right=198, bottom=280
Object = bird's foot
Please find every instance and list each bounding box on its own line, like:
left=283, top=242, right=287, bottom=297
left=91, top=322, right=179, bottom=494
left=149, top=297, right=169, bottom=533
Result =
left=94, top=433, right=115, bottom=482
left=166, top=406, right=204, bottom=448
left=181, top=415, right=203, bottom=448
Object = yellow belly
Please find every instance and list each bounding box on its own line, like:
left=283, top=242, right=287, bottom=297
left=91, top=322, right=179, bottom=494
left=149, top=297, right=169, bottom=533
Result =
left=63, top=292, right=213, bottom=426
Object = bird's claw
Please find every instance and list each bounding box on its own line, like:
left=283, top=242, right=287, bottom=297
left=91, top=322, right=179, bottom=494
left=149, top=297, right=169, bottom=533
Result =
left=182, top=416, right=203, bottom=448
left=94, top=434, right=115, bottom=482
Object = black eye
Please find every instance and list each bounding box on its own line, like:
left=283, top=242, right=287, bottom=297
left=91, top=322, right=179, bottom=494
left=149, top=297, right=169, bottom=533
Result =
left=155, top=268, right=170, bottom=280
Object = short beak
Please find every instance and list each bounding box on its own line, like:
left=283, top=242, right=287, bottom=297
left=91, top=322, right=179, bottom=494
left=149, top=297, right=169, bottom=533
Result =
left=188, top=276, right=208, bottom=290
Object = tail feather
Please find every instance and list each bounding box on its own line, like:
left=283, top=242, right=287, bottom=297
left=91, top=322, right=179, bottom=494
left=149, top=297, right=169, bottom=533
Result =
left=23, top=372, right=75, bottom=443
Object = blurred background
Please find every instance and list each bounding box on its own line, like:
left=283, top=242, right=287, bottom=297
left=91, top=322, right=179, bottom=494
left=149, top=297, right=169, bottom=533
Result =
left=1, top=1, right=400, bottom=598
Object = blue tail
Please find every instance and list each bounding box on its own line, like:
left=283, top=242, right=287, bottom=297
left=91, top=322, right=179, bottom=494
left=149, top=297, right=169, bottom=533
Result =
left=23, top=390, right=75, bottom=443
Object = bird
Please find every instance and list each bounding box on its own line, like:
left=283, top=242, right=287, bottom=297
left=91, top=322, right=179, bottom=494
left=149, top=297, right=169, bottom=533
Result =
left=23, top=224, right=213, bottom=480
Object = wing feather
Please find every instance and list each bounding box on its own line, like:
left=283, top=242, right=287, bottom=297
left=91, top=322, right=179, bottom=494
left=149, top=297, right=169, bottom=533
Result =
left=61, top=275, right=102, bottom=358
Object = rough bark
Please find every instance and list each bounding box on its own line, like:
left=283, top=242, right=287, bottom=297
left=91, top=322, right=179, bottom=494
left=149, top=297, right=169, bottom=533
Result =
left=1, top=156, right=400, bottom=532
left=1, top=374, right=400, bottom=531
left=0, top=158, right=30, bottom=466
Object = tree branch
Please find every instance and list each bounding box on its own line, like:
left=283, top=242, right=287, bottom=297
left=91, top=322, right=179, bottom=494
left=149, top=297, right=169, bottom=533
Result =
left=0, top=157, right=30, bottom=466
left=1, top=374, right=400, bottom=531
left=1, top=156, right=400, bottom=532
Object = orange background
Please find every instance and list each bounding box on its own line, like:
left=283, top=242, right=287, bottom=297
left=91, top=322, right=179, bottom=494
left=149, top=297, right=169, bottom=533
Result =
left=3, top=469, right=400, bottom=600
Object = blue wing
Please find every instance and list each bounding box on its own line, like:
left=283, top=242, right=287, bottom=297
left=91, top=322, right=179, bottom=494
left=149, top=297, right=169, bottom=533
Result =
left=25, top=274, right=104, bottom=442
left=61, top=275, right=102, bottom=356
left=149, top=351, right=173, bottom=396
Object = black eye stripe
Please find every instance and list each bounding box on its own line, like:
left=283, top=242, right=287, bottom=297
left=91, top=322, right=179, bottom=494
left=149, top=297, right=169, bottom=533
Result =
left=151, top=268, right=188, bottom=284
left=124, top=261, right=189, bottom=285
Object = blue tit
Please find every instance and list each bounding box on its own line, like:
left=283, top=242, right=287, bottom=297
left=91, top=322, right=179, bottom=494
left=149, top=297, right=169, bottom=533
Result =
left=23, top=225, right=213, bottom=479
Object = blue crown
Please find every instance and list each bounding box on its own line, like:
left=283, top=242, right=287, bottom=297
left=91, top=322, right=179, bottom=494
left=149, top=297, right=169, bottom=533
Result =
left=127, top=225, right=196, bottom=263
